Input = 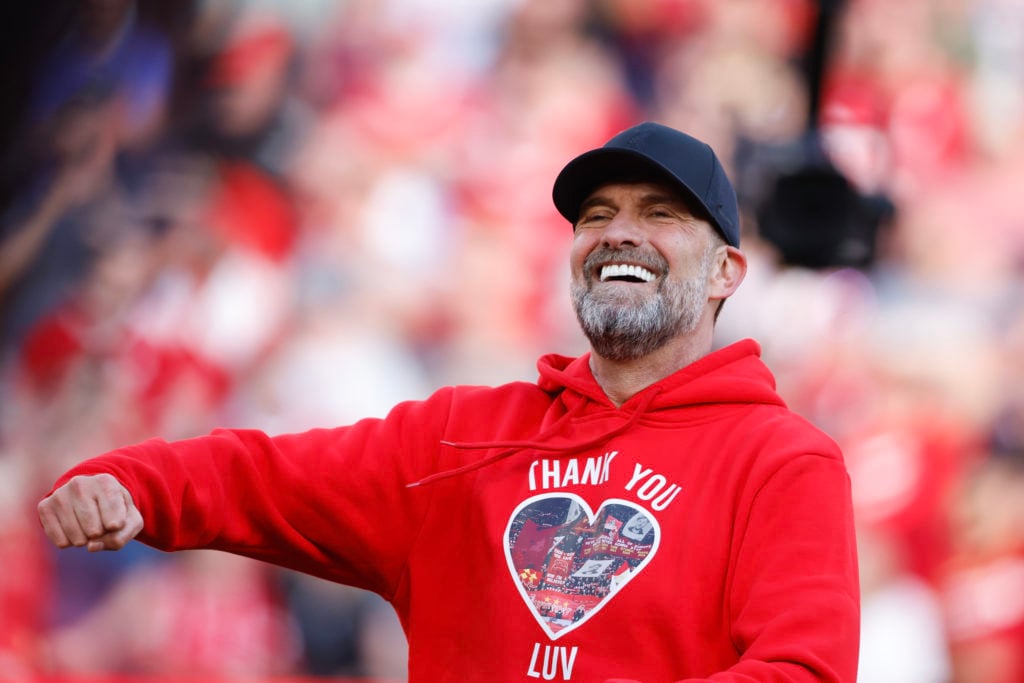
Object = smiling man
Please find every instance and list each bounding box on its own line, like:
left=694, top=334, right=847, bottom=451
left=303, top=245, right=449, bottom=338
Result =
left=558, top=123, right=748, bottom=406
left=38, top=122, right=860, bottom=682
left=570, top=183, right=727, bottom=362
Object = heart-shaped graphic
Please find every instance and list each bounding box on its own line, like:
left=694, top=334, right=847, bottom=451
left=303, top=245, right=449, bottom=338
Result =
left=504, top=493, right=660, bottom=640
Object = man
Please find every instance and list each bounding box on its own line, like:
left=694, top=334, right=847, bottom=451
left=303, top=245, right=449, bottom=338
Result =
left=38, top=122, right=860, bottom=682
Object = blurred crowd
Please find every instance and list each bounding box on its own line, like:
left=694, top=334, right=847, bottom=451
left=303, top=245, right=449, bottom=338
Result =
left=1, top=0, right=1023, bottom=681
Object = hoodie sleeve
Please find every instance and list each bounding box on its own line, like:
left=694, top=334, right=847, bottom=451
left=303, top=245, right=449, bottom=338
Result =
left=721, top=452, right=860, bottom=682
left=49, top=388, right=456, bottom=598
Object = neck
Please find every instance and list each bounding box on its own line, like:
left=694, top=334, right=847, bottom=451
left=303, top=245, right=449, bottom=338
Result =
left=589, top=327, right=714, bottom=407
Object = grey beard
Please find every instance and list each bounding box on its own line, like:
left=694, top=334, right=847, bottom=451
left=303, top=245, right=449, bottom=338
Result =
left=571, top=249, right=710, bottom=361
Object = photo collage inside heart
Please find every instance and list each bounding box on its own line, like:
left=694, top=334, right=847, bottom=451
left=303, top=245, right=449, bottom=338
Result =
left=504, top=493, right=660, bottom=640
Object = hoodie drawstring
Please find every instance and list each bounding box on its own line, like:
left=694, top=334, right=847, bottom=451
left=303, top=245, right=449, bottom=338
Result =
left=407, top=386, right=663, bottom=487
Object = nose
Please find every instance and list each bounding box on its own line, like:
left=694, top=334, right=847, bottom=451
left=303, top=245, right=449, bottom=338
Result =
left=600, top=213, right=645, bottom=249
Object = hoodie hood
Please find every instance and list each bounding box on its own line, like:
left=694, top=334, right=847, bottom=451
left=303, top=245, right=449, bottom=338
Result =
left=409, top=339, right=783, bottom=487
left=536, top=338, right=784, bottom=414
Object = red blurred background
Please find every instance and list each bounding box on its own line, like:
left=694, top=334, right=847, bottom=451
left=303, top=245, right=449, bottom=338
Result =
left=1, top=1, right=1023, bottom=681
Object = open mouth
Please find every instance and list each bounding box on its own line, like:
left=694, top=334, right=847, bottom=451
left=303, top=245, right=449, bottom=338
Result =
left=598, top=263, right=657, bottom=283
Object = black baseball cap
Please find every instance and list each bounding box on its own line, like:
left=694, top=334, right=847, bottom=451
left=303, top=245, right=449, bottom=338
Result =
left=552, top=122, right=740, bottom=247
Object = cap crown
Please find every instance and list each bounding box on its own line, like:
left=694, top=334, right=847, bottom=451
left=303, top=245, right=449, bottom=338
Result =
left=552, top=122, right=740, bottom=247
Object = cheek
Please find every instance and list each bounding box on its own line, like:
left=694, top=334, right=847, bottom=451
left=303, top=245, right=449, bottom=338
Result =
left=661, top=236, right=708, bottom=276
left=569, top=236, right=595, bottom=276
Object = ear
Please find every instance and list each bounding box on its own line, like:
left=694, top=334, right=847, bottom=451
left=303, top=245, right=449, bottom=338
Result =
left=708, top=245, right=747, bottom=302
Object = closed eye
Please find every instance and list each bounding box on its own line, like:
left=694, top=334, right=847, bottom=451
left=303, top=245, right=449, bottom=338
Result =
left=576, top=212, right=613, bottom=228
left=647, top=206, right=678, bottom=219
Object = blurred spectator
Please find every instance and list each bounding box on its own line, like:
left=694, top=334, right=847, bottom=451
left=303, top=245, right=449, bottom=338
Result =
left=43, top=550, right=300, bottom=677
left=652, top=0, right=813, bottom=166
left=934, top=301, right=1024, bottom=683
left=184, top=11, right=310, bottom=178
left=26, top=0, right=174, bottom=155
left=0, top=457, right=51, bottom=682
left=967, top=0, right=1024, bottom=156
left=938, top=442, right=1024, bottom=683
left=856, top=522, right=952, bottom=683
left=0, top=88, right=123, bottom=357
left=282, top=573, right=408, bottom=679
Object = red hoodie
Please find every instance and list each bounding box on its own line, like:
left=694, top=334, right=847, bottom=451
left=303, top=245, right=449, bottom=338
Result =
left=54, top=339, right=860, bottom=682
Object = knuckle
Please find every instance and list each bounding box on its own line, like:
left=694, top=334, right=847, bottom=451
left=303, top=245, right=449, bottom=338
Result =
left=95, top=473, right=119, bottom=492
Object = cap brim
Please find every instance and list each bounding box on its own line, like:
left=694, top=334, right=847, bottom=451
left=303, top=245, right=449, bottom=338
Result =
left=552, top=148, right=709, bottom=225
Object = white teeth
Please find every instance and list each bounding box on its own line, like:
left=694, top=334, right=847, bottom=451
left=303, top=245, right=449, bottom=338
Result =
left=599, top=264, right=656, bottom=282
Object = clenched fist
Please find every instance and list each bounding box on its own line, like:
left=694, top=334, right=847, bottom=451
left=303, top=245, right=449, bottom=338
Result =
left=37, top=473, right=143, bottom=552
